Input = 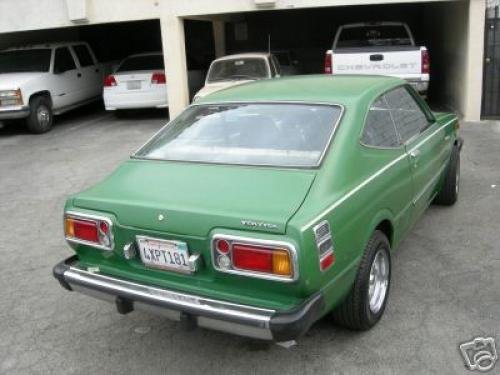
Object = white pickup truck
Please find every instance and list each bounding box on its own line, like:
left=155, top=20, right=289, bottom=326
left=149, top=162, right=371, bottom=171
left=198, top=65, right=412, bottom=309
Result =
left=324, top=22, right=429, bottom=94
left=0, top=42, right=102, bottom=133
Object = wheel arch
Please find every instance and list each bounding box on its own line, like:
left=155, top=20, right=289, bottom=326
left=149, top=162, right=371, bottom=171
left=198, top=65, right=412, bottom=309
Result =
left=28, top=91, right=53, bottom=107
left=367, top=209, right=395, bottom=249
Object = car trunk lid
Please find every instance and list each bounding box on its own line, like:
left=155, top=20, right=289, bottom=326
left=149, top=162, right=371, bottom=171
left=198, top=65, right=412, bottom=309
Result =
left=73, top=160, right=316, bottom=236
left=112, top=70, right=161, bottom=93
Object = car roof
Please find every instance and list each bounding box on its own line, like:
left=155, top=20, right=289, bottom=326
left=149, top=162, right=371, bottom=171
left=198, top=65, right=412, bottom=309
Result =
left=3, top=41, right=87, bottom=51
left=214, top=52, right=270, bottom=61
left=124, top=52, right=162, bottom=59
left=196, top=75, right=404, bottom=106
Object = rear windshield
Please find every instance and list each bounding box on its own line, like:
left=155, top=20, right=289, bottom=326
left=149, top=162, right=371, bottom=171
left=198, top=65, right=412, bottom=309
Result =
left=0, top=49, right=52, bottom=73
left=336, top=25, right=412, bottom=48
left=207, top=58, right=268, bottom=82
left=134, top=103, right=342, bottom=168
left=117, top=55, right=164, bottom=72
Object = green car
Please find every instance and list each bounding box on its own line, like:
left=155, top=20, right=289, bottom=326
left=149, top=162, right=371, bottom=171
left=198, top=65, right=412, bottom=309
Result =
left=53, top=75, right=462, bottom=341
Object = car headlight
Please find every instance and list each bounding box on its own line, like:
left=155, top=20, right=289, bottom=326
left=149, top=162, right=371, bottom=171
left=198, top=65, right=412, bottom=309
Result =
left=0, top=89, right=23, bottom=106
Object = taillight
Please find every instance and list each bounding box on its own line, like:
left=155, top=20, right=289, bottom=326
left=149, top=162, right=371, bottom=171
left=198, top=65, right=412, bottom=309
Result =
left=313, top=220, right=335, bottom=271
left=212, top=236, right=295, bottom=281
left=421, top=49, right=430, bottom=74
left=151, top=72, right=166, bottom=84
left=64, top=212, right=113, bottom=250
left=103, top=75, right=117, bottom=87
left=324, top=52, right=333, bottom=74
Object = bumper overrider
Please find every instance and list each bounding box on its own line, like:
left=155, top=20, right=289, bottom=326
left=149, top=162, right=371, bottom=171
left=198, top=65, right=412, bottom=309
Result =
left=53, top=256, right=324, bottom=341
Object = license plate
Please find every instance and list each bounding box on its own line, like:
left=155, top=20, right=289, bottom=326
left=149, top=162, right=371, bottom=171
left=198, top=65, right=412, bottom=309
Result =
left=127, top=81, right=141, bottom=90
left=137, top=236, right=191, bottom=273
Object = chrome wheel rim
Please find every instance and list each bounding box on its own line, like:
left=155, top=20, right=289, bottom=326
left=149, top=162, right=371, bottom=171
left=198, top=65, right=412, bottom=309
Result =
left=368, top=249, right=389, bottom=314
left=37, top=105, right=50, bottom=128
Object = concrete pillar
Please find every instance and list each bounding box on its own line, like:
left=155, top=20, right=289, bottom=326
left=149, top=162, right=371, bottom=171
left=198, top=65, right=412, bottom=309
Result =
left=463, top=0, right=485, bottom=121
left=160, top=15, right=190, bottom=119
left=213, top=20, right=226, bottom=58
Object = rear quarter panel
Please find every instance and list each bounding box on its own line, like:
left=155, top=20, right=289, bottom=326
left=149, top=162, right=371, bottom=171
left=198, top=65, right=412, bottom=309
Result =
left=288, top=91, right=415, bottom=313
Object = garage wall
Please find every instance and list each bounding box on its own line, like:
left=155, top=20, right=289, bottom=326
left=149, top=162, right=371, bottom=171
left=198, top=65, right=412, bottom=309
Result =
left=0, top=0, right=159, bottom=33
left=424, top=1, right=469, bottom=113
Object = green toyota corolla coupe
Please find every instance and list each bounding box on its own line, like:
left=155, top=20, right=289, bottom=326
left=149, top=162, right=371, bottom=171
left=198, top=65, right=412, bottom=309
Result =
left=54, top=75, right=462, bottom=341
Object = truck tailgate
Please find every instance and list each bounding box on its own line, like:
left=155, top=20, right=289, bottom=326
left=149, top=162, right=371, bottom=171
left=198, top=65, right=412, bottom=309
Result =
left=331, top=46, right=424, bottom=77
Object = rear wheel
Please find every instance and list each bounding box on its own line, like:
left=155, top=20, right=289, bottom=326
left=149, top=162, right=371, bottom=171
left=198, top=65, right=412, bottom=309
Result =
left=332, top=230, right=391, bottom=330
left=26, top=95, right=53, bottom=133
left=434, top=146, right=460, bottom=206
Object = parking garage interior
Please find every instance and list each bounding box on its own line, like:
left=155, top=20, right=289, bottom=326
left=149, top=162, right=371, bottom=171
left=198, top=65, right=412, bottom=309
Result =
left=0, top=1, right=473, bottom=117
left=210, top=1, right=470, bottom=111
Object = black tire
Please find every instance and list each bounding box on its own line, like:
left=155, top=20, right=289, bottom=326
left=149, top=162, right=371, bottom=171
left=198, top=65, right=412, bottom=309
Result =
left=26, top=95, right=53, bottom=133
left=332, top=230, right=391, bottom=330
left=434, top=146, right=460, bottom=206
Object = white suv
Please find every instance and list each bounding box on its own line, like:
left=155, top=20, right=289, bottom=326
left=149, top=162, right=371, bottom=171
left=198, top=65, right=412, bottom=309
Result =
left=0, top=42, right=102, bottom=133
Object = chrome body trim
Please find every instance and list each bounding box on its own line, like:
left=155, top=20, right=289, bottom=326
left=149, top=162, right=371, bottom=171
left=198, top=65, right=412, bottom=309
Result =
left=62, top=265, right=275, bottom=340
left=131, top=101, right=345, bottom=169
left=301, top=117, right=457, bottom=231
left=64, top=210, right=115, bottom=251
left=211, top=234, right=299, bottom=282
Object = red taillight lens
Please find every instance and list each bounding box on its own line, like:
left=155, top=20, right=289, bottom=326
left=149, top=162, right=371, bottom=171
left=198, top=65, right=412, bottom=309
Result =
left=65, top=213, right=113, bottom=249
left=324, top=52, right=333, bottom=74
left=320, top=252, right=335, bottom=271
left=215, top=239, right=230, bottom=254
left=103, top=75, right=117, bottom=87
left=421, top=49, right=430, bottom=74
left=151, top=72, right=166, bottom=84
left=233, top=244, right=273, bottom=273
left=67, top=218, right=98, bottom=243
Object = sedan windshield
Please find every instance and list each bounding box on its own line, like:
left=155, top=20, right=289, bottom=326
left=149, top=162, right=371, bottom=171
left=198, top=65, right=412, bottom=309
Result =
left=134, top=103, right=342, bottom=168
left=207, top=58, right=268, bottom=82
left=0, top=49, right=52, bottom=73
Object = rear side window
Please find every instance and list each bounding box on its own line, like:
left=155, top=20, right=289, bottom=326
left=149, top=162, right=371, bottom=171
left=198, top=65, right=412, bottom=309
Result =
left=361, top=97, right=400, bottom=148
left=385, top=87, right=429, bottom=143
left=73, top=45, right=94, bottom=67
left=117, top=55, right=164, bottom=72
left=54, top=47, right=76, bottom=73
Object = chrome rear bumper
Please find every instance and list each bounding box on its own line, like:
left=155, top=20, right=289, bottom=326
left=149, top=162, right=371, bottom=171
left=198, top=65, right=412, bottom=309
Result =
left=53, top=256, right=323, bottom=341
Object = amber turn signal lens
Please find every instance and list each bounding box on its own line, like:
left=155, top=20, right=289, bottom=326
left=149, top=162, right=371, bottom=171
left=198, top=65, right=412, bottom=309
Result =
left=65, top=217, right=75, bottom=238
left=272, top=249, right=292, bottom=276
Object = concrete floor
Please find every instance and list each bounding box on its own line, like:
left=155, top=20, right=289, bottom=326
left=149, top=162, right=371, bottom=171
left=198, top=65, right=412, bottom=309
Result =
left=0, top=105, right=498, bottom=375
